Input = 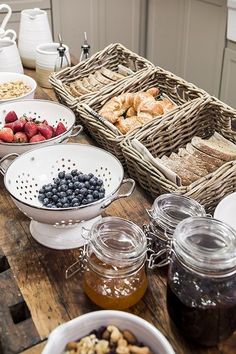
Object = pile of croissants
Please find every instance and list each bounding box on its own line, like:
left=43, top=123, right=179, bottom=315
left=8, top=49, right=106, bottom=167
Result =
left=99, top=87, right=176, bottom=134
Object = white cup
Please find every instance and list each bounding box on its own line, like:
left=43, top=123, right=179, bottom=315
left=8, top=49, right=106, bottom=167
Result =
left=18, top=8, right=53, bottom=69
left=0, top=39, right=23, bottom=73
left=36, top=42, right=70, bottom=88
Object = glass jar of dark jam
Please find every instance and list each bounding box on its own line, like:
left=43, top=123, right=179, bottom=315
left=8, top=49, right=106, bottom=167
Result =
left=145, top=194, right=206, bottom=268
left=83, top=216, right=148, bottom=310
left=167, top=217, right=236, bottom=346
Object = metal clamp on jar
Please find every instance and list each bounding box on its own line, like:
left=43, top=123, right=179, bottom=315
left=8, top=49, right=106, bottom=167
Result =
left=144, top=194, right=206, bottom=268
left=66, top=216, right=148, bottom=310
left=167, top=217, right=236, bottom=346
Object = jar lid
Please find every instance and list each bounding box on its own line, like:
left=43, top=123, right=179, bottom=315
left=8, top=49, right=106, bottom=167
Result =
left=173, top=216, right=236, bottom=276
left=149, top=194, right=206, bottom=231
left=90, top=216, right=147, bottom=265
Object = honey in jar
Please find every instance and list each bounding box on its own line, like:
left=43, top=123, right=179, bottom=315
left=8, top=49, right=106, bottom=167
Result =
left=83, top=216, right=148, bottom=310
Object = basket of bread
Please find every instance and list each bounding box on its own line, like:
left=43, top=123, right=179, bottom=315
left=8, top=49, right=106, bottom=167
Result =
left=49, top=43, right=153, bottom=114
left=121, top=95, right=236, bottom=212
left=78, top=66, right=207, bottom=164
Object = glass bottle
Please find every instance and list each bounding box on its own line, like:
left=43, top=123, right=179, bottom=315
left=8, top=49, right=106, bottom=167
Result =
left=54, top=34, right=70, bottom=72
left=83, top=216, right=148, bottom=310
left=145, top=194, right=206, bottom=268
left=167, top=216, right=236, bottom=346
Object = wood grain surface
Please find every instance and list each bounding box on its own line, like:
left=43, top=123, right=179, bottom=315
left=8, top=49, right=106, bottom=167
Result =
left=0, top=67, right=235, bottom=354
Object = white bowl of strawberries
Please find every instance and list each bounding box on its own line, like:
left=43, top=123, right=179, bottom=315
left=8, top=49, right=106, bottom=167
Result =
left=0, top=99, right=82, bottom=156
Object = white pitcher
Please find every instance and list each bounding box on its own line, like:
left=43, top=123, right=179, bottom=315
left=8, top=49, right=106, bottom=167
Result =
left=18, top=8, right=53, bottom=69
left=0, top=38, right=23, bottom=73
left=0, top=4, right=12, bottom=30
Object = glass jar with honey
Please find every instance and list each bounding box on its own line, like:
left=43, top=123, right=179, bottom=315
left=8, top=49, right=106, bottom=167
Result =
left=83, top=216, right=148, bottom=310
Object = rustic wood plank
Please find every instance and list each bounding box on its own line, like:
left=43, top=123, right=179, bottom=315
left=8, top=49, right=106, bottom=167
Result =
left=20, top=342, right=45, bottom=354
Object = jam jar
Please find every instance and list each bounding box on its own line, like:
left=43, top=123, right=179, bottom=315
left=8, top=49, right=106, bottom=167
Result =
left=83, top=216, right=148, bottom=310
left=145, top=194, right=206, bottom=268
left=167, top=216, right=236, bottom=346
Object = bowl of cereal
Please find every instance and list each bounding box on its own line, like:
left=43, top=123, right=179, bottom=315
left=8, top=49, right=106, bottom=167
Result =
left=0, top=72, right=37, bottom=103
left=42, top=310, right=175, bottom=354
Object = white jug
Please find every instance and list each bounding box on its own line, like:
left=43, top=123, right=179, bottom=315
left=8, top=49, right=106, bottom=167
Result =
left=18, top=8, right=53, bottom=69
left=0, top=38, right=23, bottom=73
left=0, top=3, right=12, bottom=30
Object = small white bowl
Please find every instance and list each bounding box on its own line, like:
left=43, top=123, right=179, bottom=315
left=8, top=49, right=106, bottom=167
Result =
left=0, top=72, right=37, bottom=104
left=42, top=310, right=175, bottom=354
left=214, top=192, right=236, bottom=231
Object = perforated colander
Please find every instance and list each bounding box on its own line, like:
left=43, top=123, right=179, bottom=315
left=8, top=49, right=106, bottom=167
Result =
left=0, top=99, right=82, bottom=156
left=1, top=144, right=135, bottom=249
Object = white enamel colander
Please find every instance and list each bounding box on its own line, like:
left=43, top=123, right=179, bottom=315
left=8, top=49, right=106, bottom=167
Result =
left=0, top=99, right=82, bottom=156
left=0, top=144, right=135, bottom=249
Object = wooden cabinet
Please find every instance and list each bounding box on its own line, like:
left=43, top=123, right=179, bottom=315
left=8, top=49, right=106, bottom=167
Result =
left=0, top=0, right=52, bottom=37
left=146, top=0, right=227, bottom=97
left=51, top=0, right=146, bottom=58
left=220, top=45, right=236, bottom=109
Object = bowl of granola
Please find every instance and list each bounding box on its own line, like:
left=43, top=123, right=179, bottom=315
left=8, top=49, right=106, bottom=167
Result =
left=42, top=310, right=175, bottom=354
left=0, top=72, right=37, bottom=104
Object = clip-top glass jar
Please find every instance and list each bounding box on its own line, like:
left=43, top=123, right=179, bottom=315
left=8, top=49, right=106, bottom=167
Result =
left=83, top=216, right=147, bottom=310
left=167, top=217, right=236, bottom=346
left=145, top=194, right=206, bottom=268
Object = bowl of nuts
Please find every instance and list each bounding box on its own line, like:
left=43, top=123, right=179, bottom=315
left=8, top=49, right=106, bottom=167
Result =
left=0, top=72, right=37, bottom=104
left=42, top=310, right=175, bottom=354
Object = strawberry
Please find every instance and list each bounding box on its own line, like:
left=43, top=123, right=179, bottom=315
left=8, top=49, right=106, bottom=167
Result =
left=55, top=122, right=67, bottom=136
left=5, top=111, right=18, bottom=123
left=0, top=127, right=14, bottom=142
left=42, top=119, right=48, bottom=125
left=24, top=121, right=38, bottom=138
left=14, top=132, right=28, bottom=143
left=37, top=123, right=53, bottom=140
left=29, top=134, right=46, bottom=143
left=4, top=122, right=15, bottom=130
left=12, top=117, right=27, bottom=133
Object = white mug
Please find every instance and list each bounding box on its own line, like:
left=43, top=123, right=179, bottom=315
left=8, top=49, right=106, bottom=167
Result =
left=36, top=42, right=70, bottom=88
left=0, top=38, right=23, bottom=73
left=18, top=8, right=53, bottom=69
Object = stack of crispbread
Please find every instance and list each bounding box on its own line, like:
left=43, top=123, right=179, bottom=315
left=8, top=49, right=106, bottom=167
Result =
left=157, top=132, right=236, bottom=186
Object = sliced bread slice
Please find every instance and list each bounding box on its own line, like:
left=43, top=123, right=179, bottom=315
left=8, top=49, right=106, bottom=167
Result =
left=186, top=143, right=224, bottom=170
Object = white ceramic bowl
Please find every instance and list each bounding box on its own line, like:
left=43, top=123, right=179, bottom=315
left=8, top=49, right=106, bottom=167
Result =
left=214, top=192, right=236, bottom=231
left=0, top=99, right=82, bottom=156
left=42, top=310, right=175, bottom=354
left=0, top=72, right=37, bottom=104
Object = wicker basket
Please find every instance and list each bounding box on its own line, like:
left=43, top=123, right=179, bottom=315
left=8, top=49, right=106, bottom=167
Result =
left=121, top=95, right=236, bottom=213
left=78, top=66, right=208, bottom=164
left=49, top=43, right=153, bottom=111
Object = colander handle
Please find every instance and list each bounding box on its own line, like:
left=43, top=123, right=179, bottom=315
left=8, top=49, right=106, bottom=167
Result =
left=60, top=125, right=83, bottom=142
left=0, top=153, right=19, bottom=175
left=102, top=178, right=135, bottom=208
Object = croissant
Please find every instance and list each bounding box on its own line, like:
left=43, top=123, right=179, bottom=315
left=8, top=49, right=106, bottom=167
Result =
left=115, top=116, right=141, bottom=134
left=99, top=92, right=134, bottom=124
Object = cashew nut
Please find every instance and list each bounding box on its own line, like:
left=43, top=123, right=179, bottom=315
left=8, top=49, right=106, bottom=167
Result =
left=128, top=345, right=150, bottom=354
left=107, top=325, right=122, bottom=342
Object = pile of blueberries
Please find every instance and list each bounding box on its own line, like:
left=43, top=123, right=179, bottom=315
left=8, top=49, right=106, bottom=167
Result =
left=38, top=170, right=105, bottom=208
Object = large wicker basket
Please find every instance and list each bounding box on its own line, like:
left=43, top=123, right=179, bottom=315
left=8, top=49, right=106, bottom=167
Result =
left=121, top=96, right=236, bottom=212
left=78, top=66, right=208, bottom=164
left=49, top=43, right=153, bottom=111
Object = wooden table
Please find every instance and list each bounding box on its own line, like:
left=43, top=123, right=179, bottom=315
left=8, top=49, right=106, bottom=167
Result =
left=0, top=68, right=235, bottom=354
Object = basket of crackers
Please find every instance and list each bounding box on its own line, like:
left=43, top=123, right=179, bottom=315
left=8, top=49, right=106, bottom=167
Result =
left=49, top=43, right=154, bottom=112
left=78, top=66, right=207, bottom=164
left=121, top=96, right=236, bottom=212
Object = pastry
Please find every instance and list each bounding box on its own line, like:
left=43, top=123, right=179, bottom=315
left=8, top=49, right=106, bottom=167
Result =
left=115, top=116, right=141, bottom=134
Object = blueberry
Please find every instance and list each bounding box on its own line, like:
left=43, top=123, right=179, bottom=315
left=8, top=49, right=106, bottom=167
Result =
left=59, top=191, right=67, bottom=198
left=87, top=197, right=94, bottom=204
left=100, top=187, right=105, bottom=194
left=93, top=190, right=99, bottom=199
left=88, top=173, right=94, bottom=179
left=87, top=189, right=93, bottom=194
left=77, top=194, right=83, bottom=201
left=72, top=198, right=79, bottom=204
left=57, top=202, right=62, bottom=208
left=74, top=188, right=80, bottom=195
left=54, top=177, right=60, bottom=184
left=38, top=194, right=45, bottom=202
left=78, top=174, right=85, bottom=182
left=60, top=179, right=67, bottom=185
left=97, top=179, right=103, bottom=186
left=44, top=184, right=53, bottom=192
left=66, top=189, right=73, bottom=195
left=63, top=203, right=70, bottom=208
left=65, top=173, right=72, bottom=180
left=85, top=181, right=90, bottom=188
left=46, top=191, right=53, bottom=198
left=68, top=182, right=74, bottom=189
left=61, top=184, right=68, bottom=192
left=71, top=169, right=78, bottom=176
left=60, top=197, right=68, bottom=204
left=89, top=185, right=95, bottom=191
left=83, top=174, right=90, bottom=181
left=39, top=188, right=44, bottom=194
left=58, top=171, right=65, bottom=179
left=73, top=176, right=79, bottom=182
left=52, top=195, right=59, bottom=202
left=80, top=188, right=88, bottom=196
left=57, top=186, right=62, bottom=192
left=74, top=181, right=80, bottom=189
left=47, top=204, right=53, bottom=208
left=86, top=194, right=93, bottom=199
left=52, top=188, right=57, bottom=194
left=99, top=193, right=105, bottom=199
left=82, top=198, right=88, bottom=204
left=43, top=197, right=50, bottom=205
left=67, top=195, right=74, bottom=202
left=89, top=178, right=97, bottom=186
left=73, top=202, right=79, bottom=207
